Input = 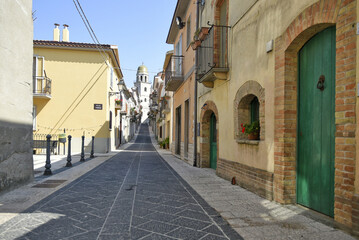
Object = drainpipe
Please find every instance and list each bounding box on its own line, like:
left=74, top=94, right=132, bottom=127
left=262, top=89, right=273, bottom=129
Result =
left=193, top=1, right=199, bottom=167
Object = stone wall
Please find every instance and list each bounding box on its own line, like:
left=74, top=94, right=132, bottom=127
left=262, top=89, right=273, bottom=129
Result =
left=0, top=0, right=34, bottom=193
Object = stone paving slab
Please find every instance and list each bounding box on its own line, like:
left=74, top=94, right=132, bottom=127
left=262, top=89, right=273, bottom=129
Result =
left=152, top=130, right=357, bottom=239
left=0, top=125, right=240, bottom=240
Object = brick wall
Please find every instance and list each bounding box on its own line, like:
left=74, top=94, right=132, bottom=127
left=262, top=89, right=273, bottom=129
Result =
left=353, top=194, right=359, bottom=237
left=274, top=0, right=356, bottom=227
left=217, top=158, right=274, bottom=200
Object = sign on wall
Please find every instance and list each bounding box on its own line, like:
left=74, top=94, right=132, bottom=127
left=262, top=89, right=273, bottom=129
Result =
left=94, top=104, right=103, bottom=110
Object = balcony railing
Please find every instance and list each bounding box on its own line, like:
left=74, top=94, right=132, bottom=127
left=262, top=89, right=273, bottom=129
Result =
left=33, top=76, right=52, bottom=98
left=197, top=26, right=229, bottom=87
left=165, top=55, right=184, bottom=91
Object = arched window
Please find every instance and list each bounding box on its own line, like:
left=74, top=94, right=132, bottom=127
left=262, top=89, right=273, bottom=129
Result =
left=144, top=87, right=147, bottom=92
left=234, top=81, right=265, bottom=141
left=250, top=97, right=259, bottom=123
left=140, top=76, right=143, bottom=81
left=144, top=98, right=147, bottom=102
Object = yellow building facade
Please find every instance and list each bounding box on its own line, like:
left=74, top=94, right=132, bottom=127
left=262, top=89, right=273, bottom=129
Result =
left=33, top=40, right=123, bottom=154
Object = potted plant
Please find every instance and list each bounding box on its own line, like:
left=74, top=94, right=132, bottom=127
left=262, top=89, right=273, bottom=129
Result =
left=241, top=121, right=260, bottom=140
left=199, top=27, right=210, bottom=41
left=115, top=98, right=122, bottom=105
left=190, top=29, right=202, bottom=50
left=190, top=40, right=201, bottom=50
left=164, top=137, right=169, bottom=149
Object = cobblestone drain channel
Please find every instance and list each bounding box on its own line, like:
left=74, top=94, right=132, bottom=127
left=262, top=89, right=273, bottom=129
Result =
left=0, top=125, right=242, bottom=240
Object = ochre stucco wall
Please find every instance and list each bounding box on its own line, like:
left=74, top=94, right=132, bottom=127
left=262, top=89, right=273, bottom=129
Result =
left=197, top=0, right=329, bottom=173
left=33, top=47, right=121, bottom=153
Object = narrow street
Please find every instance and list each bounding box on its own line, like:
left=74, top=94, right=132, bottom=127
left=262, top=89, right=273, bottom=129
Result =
left=0, top=125, right=240, bottom=240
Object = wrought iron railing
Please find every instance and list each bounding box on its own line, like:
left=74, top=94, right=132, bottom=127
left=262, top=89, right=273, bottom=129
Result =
left=165, top=55, right=184, bottom=86
left=197, top=26, right=229, bottom=79
left=33, top=76, right=52, bottom=95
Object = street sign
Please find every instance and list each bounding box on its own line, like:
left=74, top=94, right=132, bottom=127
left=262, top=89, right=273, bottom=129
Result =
left=94, top=104, right=103, bottom=110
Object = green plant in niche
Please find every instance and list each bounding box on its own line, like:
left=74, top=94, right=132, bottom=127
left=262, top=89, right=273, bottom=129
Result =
left=241, top=121, right=260, bottom=135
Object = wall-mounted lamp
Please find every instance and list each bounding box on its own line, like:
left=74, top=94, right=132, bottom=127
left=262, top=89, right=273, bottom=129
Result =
left=176, top=16, right=185, bottom=29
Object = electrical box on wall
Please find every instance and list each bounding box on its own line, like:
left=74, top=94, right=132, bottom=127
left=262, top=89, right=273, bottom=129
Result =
left=266, top=40, right=273, bottom=53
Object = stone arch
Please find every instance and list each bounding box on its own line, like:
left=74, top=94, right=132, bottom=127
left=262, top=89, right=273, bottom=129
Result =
left=274, top=0, right=356, bottom=227
left=199, top=100, right=219, bottom=168
left=234, top=81, right=265, bottom=140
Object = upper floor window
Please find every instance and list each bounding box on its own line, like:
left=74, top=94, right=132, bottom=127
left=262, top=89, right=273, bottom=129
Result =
left=250, top=97, right=259, bottom=123
left=187, top=16, right=191, bottom=48
left=110, top=68, right=114, bottom=89
left=141, top=76, right=143, bottom=81
left=144, top=87, right=147, bottom=92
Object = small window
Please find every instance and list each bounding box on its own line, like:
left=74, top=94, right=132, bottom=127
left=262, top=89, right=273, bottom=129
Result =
left=141, top=76, right=143, bottom=81
left=144, top=98, right=147, bottom=102
left=186, top=16, right=191, bottom=48
left=110, top=68, right=114, bottom=89
left=144, top=87, right=147, bottom=92
left=109, top=111, right=112, bottom=130
left=250, top=97, right=259, bottom=123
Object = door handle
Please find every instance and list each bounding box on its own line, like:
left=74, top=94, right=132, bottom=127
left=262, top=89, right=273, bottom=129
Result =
left=317, top=75, right=325, bottom=91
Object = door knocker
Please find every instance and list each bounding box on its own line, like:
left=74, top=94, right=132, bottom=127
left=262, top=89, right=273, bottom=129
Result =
left=317, top=75, right=325, bottom=91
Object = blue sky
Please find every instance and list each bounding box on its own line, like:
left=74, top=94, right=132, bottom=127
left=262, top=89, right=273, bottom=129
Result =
left=32, top=0, right=177, bottom=87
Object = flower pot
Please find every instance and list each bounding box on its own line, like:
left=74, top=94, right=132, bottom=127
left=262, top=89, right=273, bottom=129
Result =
left=248, top=132, right=259, bottom=140
left=191, top=40, right=201, bottom=50
left=199, top=27, right=209, bottom=41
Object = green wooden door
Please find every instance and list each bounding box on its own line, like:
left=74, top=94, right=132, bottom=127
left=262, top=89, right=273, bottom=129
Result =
left=210, top=113, right=217, bottom=170
left=297, top=27, right=335, bottom=217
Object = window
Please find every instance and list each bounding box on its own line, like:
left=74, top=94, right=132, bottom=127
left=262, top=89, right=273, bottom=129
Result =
left=160, top=126, right=163, bottom=138
left=33, top=106, right=37, bottom=130
left=109, top=111, right=112, bottom=130
left=33, top=55, right=45, bottom=93
left=144, top=87, right=147, bottom=92
left=187, top=16, right=191, bottom=48
left=144, top=98, right=147, bottom=102
left=141, top=76, right=143, bottom=81
left=110, top=68, right=114, bottom=89
left=250, top=97, right=259, bottom=123
left=234, top=81, right=265, bottom=141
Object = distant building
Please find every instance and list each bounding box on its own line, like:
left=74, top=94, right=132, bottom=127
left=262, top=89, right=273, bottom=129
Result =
left=134, top=65, right=151, bottom=123
left=33, top=25, right=124, bottom=153
left=0, top=0, right=33, bottom=192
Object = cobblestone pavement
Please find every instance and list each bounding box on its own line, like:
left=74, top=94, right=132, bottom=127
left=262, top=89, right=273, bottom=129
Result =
left=0, top=125, right=240, bottom=240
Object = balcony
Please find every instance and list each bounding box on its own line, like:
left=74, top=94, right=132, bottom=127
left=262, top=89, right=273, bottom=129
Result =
left=197, top=26, right=229, bottom=88
left=33, top=76, right=52, bottom=99
left=165, top=55, right=184, bottom=91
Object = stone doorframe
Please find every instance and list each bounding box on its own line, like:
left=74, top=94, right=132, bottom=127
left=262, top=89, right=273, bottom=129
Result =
left=199, top=100, right=219, bottom=168
left=274, top=0, right=356, bottom=227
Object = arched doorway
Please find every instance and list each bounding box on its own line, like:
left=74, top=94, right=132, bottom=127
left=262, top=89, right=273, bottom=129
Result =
left=297, top=26, right=335, bottom=217
left=199, top=101, right=219, bottom=169
left=210, top=113, right=217, bottom=169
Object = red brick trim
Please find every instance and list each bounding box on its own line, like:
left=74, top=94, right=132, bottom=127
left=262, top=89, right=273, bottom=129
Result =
left=274, top=0, right=356, bottom=227
left=353, top=194, right=359, bottom=237
left=217, top=158, right=274, bottom=200
left=199, top=100, right=219, bottom=168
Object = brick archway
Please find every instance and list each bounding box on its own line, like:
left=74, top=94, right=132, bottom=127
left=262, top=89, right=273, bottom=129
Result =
left=274, top=0, right=356, bottom=227
left=199, top=101, right=219, bottom=168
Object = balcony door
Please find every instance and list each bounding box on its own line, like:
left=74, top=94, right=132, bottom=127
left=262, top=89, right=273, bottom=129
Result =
left=174, top=34, right=183, bottom=76
left=219, top=0, right=227, bottom=67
